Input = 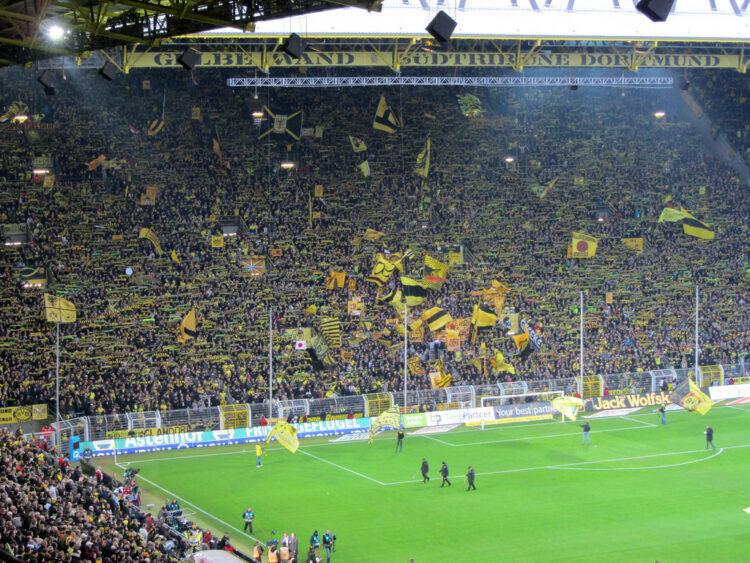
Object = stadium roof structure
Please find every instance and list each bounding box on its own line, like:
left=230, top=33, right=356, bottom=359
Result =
left=11, top=0, right=750, bottom=72
left=0, top=0, right=381, bottom=67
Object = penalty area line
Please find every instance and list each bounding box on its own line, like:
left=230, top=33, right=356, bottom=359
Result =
left=554, top=448, right=724, bottom=471
left=296, top=448, right=387, bottom=486
left=383, top=444, right=750, bottom=485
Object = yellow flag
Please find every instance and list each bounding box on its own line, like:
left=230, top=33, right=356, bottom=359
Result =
left=491, top=349, right=515, bottom=375
left=211, top=235, right=224, bottom=248
left=414, top=138, right=430, bottom=178
left=170, top=250, right=181, bottom=265
left=265, top=421, right=299, bottom=453
left=622, top=238, right=644, bottom=252
left=373, top=95, right=400, bottom=133
left=349, top=135, right=367, bottom=153
left=178, top=309, right=197, bottom=344
left=369, top=406, right=402, bottom=443
left=139, top=228, right=164, bottom=255
left=422, top=307, right=452, bottom=332
left=147, top=119, right=165, bottom=136
left=359, top=160, right=371, bottom=177
left=550, top=396, right=586, bottom=421
left=422, top=254, right=449, bottom=289
left=670, top=378, right=714, bottom=415
left=363, top=228, right=385, bottom=241
left=570, top=232, right=598, bottom=258
left=44, top=294, right=76, bottom=323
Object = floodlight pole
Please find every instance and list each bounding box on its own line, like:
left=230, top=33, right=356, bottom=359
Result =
left=694, top=285, right=699, bottom=385
left=403, top=302, right=408, bottom=414
left=55, top=322, right=60, bottom=423
left=579, top=291, right=584, bottom=394
left=269, top=307, right=273, bottom=421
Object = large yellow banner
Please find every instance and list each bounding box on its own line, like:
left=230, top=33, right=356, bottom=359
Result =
left=128, top=51, right=736, bottom=70
left=0, top=404, right=47, bottom=423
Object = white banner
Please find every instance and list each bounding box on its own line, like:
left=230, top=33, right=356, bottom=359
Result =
left=424, top=407, right=494, bottom=426
left=708, top=383, right=750, bottom=401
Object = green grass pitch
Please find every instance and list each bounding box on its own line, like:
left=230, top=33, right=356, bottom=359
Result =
left=102, top=404, right=750, bottom=562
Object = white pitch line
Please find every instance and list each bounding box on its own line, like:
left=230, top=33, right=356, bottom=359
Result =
left=622, top=415, right=657, bottom=428
left=449, top=423, right=653, bottom=447
left=383, top=444, right=750, bottom=485
left=557, top=448, right=724, bottom=471
left=420, top=434, right=455, bottom=446
left=296, top=448, right=387, bottom=486
left=114, top=462, right=262, bottom=543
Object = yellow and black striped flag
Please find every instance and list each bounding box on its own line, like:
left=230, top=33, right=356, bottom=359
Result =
left=378, top=288, right=403, bottom=312
left=400, top=276, right=429, bottom=307
left=471, top=304, right=497, bottom=329
left=320, top=317, right=342, bottom=349
left=373, top=95, right=400, bottom=133
left=422, top=306, right=452, bottom=332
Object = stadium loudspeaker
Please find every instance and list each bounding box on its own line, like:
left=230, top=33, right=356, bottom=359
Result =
left=177, top=48, right=201, bottom=71
left=38, top=71, right=55, bottom=96
left=282, top=33, right=307, bottom=59
left=635, top=0, right=674, bottom=22
left=99, top=61, right=118, bottom=81
left=426, top=10, right=457, bottom=43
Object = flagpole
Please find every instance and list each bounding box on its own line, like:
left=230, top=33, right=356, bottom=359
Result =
left=403, top=302, right=408, bottom=415
left=694, top=285, right=699, bottom=385
left=579, top=291, right=584, bottom=395
left=56, top=322, right=60, bottom=423
left=269, top=307, right=273, bottom=421
left=55, top=321, right=61, bottom=451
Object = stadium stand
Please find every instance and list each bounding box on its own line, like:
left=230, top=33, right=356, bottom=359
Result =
left=0, top=66, right=748, bottom=424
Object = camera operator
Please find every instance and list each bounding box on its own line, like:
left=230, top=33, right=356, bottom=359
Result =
left=322, top=530, right=336, bottom=563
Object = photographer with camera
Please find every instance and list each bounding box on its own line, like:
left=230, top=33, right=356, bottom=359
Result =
left=322, top=529, right=336, bottom=563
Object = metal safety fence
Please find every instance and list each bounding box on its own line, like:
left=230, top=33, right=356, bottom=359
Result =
left=36, top=360, right=748, bottom=454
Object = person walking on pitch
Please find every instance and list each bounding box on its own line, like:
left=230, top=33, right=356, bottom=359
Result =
left=242, top=507, right=254, bottom=533
left=580, top=421, right=591, bottom=445
left=466, top=466, right=476, bottom=491
left=255, top=443, right=264, bottom=468
left=420, top=458, right=430, bottom=483
left=396, top=427, right=404, bottom=452
left=656, top=405, right=666, bottom=425
left=705, top=425, right=716, bottom=450
left=439, top=461, right=451, bottom=487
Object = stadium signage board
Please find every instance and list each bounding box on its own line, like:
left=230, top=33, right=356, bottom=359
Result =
left=490, top=403, right=556, bottom=422
left=0, top=404, right=47, bottom=423
left=707, top=383, right=750, bottom=401
left=402, top=413, right=427, bottom=428
left=79, top=418, right=372, bottom=457
left=424, top=407, right=494, bottom=426
left=588, top=392, right=671, bottom=411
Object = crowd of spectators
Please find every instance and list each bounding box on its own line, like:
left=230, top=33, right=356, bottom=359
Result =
left=0, top=65, right=748, bottom=420
left=0, top=426, right=196, bottom=561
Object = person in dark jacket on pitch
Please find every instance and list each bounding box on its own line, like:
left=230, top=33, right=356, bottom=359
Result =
left=466, top=466, right=476, bottom=491
left=705, top=425, right=716, bottom=450
left=440, top=461, right=451, bottom=487
left=420, top=458, right=430, bottom=483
